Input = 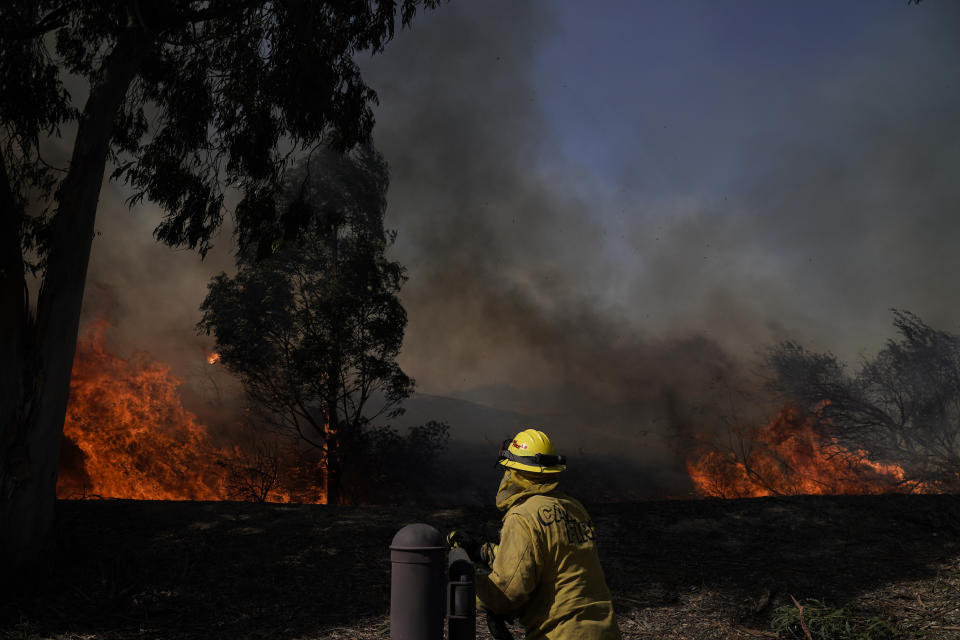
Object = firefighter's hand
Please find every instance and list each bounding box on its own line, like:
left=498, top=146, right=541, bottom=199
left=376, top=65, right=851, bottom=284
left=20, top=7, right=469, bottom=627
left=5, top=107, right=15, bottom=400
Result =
left=445, top=530, right=480, bottom=562
left=480, top=541, right=498, bottom=568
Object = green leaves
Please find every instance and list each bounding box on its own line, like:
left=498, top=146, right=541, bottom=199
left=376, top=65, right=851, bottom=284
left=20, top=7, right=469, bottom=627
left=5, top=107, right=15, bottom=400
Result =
left=771, top=599, right=903, bottom=640
left=198, top=144, right=412, bottom=447
left=2, top=0, right=440, bottom=265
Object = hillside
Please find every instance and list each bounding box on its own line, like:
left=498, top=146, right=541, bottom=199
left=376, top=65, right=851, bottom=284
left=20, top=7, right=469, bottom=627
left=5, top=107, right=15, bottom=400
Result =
left=3, top=495, right=959, bottom=639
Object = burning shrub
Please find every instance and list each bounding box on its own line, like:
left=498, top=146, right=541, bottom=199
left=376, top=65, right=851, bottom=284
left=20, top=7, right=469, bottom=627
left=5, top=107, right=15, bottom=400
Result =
left=686, top=405, right=924, bottom=498
left=688, top=311, right=960, bottom=499
left=766, top=310, right=960, bottom=492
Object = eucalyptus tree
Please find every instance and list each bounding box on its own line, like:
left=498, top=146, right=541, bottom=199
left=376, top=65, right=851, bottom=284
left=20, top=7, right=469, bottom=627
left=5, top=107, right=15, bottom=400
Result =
left=0, top=0, right=438, bottom=571
left=199, top=146, right=413, bottom=505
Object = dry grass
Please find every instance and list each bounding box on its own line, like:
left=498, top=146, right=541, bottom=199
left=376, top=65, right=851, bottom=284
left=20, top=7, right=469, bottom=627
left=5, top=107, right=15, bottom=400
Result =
left=2, top=494, right=959, bottom=639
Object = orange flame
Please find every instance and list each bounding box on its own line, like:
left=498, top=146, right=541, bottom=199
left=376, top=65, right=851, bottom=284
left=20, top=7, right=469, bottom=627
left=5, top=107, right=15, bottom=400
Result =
left=57, top=320, right=327, bottom=503
left=207, top=352, right=220, bottom=365
left=58, top=319, right=228, bottom=500
left=686, top=405, right=929, bottom=498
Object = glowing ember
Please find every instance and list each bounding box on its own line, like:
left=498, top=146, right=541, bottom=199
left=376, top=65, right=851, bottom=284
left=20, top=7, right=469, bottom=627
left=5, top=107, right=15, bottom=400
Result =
left=57, top=319, right=326, bottom=503
left=207, top=352, right=220, bottom=365
left=687, top=405, right=927, bottom=498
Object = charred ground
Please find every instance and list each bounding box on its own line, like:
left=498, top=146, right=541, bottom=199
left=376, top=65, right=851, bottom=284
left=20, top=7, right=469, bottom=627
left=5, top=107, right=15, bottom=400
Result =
left=2, top=494, right=959, bottom=640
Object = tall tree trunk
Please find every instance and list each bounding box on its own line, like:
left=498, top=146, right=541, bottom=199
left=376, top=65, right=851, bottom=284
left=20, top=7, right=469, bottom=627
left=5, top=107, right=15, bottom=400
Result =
left=324, top=397, right=342, bottom=505
left=0, top=25, right=150, bottom=574
left=0, top=151, right=31, bottom=552
left=325, top=434, right=343, bottom=505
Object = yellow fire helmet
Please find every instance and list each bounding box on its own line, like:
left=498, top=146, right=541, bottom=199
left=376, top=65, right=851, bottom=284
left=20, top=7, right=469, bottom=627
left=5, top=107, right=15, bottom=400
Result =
left=498, top=428, right=567, bottom=474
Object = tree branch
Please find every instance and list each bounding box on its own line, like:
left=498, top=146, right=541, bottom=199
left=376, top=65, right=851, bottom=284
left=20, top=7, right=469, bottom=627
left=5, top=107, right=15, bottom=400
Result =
left=1, top=5, right=72, bottom=40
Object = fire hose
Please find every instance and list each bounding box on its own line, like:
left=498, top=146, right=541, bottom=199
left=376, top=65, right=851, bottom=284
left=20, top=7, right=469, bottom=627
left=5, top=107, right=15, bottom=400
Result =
left=447, top=532, right=515, bottom=640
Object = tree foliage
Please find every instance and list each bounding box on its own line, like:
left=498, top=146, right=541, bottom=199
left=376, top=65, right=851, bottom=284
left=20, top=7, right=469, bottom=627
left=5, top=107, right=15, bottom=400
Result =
left=199, top=146, right=418, bottom=504
left=3, top=0, right=438, bottom=261
left=0, top=0, right=438, bottom=571
left=766, top=310, right=960, bottom=489
left=342, top=419, right=451, bottom=504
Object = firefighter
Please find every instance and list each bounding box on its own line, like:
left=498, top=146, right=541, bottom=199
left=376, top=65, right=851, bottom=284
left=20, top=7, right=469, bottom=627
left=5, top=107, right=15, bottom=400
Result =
left=475, top=428, right=621, bottom=640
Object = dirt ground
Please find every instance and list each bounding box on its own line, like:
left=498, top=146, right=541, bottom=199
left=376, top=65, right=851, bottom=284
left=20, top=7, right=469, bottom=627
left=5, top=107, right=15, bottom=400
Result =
left=2, top=494, right=959, bottom=639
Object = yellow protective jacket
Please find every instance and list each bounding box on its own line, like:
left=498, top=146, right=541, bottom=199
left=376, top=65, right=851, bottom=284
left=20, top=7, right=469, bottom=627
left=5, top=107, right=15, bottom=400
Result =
left=476, top=469, right=621, bottom=640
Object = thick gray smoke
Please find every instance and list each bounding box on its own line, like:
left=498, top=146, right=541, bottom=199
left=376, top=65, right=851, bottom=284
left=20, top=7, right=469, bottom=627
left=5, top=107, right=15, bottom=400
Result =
left=353, top=2, right=766, bottom=494
left=357, top=0, right=960, bottom=494
left=76, top=1, right=960, bottom=498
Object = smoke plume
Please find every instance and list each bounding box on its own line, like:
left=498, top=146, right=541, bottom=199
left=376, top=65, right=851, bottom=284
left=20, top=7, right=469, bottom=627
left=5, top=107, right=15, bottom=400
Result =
left=73, top=0, right=960, bottom=498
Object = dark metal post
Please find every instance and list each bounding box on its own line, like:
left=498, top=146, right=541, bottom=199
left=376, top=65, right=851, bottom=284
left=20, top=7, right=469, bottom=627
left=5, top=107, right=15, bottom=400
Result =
left=447, top=546, right=476, bottom=640
left=390, top=523, right=446, bottom=640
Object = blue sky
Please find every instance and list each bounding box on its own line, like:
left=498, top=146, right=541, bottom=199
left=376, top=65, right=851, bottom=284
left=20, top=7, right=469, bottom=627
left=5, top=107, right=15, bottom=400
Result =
left=533, top=1, right=950, bottom=188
